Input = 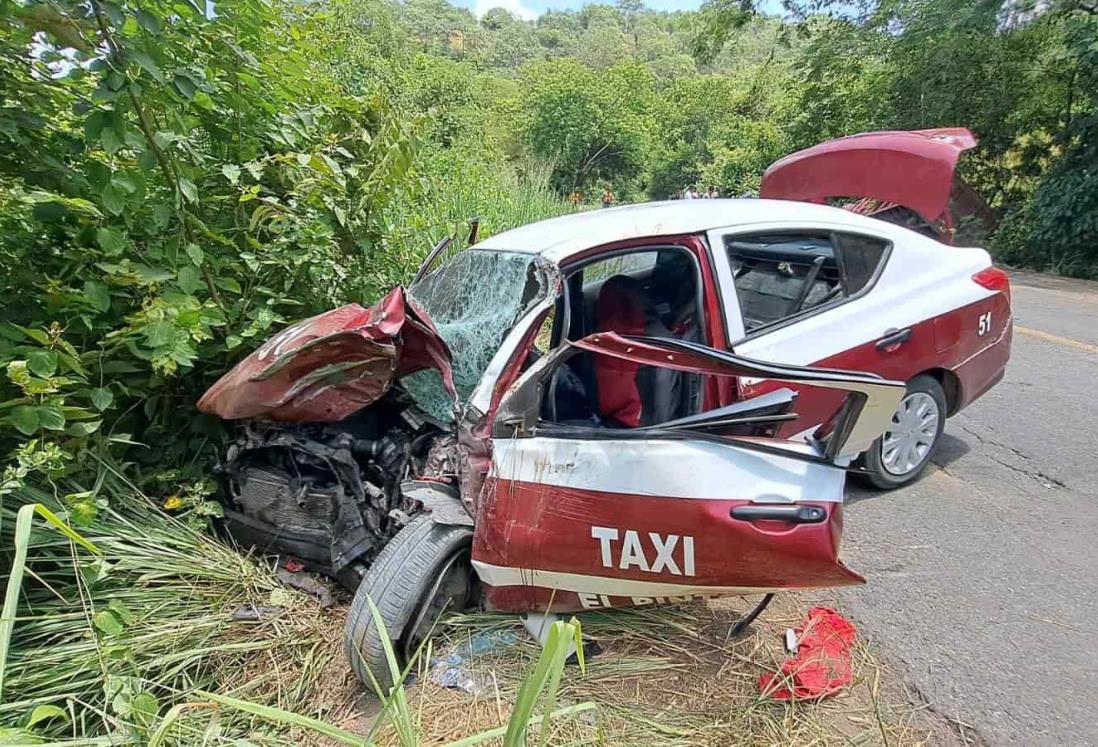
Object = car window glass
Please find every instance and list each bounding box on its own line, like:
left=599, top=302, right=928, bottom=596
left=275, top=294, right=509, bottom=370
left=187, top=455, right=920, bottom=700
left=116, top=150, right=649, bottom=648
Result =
left=581, top=252, right=659, bottom=284
left=404, top=249, right=548, bottom=421
left=838, top=233, right=887, bottom=294
left=539, top=247, right=704, bottom=428
left=725, top=232, right=888, bottom=334
left=725, top=233, right=841, bottom=333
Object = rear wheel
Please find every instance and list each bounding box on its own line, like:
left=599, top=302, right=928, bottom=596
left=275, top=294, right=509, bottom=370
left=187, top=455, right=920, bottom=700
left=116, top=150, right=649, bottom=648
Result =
left=343, top=515, right=474, bottom=692
left=861, top=374, right=946, bottom=490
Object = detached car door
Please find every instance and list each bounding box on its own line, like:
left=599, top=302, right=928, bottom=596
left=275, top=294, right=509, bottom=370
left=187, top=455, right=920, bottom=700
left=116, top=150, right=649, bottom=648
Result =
left=471, top=332, right=904, bottom=614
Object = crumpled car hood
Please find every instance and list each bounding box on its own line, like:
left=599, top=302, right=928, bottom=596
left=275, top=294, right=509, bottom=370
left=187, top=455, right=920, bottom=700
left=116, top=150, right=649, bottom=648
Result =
left=198, top=287, right=456, bottom=422
left=760, top=128, right=976, bottom=227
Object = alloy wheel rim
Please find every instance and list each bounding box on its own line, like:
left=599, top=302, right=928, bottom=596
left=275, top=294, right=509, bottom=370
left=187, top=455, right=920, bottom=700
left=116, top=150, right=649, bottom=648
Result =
left=880, top=391, right=940, bottom=477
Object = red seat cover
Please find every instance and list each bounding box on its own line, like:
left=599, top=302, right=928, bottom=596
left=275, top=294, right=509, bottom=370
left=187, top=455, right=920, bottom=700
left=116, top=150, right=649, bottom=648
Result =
left=594, top=276, right=647, bottom=427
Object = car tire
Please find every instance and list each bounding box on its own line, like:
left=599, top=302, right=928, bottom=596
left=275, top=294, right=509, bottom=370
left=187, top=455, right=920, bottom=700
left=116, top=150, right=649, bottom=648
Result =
left=861, top=374, right=947, bottom=490
left=343, top=514, right=474, bottom=692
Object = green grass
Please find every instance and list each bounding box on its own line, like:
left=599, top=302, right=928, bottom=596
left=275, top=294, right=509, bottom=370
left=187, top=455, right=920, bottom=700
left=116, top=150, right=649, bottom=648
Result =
left=0, top=467, right=599, bottom=746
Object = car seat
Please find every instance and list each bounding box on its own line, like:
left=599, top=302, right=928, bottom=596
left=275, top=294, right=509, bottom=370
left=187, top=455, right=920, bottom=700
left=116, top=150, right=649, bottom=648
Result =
left=594, top=275, right=682, bottom=427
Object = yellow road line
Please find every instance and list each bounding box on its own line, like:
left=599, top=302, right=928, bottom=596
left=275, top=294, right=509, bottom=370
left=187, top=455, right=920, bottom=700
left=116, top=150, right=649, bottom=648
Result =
left=1014, top=324, right=1098, bottom=355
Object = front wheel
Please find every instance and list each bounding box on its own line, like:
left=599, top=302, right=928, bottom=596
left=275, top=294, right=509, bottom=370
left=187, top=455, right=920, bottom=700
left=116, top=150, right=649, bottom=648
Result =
left=861, top=374, right=946, bottom=490
left=343, top=515, right=474, bottom=692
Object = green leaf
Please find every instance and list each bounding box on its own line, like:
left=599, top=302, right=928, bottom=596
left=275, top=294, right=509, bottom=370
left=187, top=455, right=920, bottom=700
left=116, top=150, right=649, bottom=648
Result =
left=152, top=201, right=172, bottom=228
left=90, top=387, right=114, bottom=411
left=111, top=171, right=140, bottom=194
left=37, top=406, right=65, bottom=431
left=178, top=176, right=198, bottom=204
left=84, top=110, right=109, bottom=143
left=172, top=72, right=197, bottom=100
left=10, top=406, right=39, bottom=435
left=64, top=492, right=98, bottom=525
left=226, top=334, right=243, bottom=349
left=185, top=243, right=204, bottom=266
left=109, top=600, right=136, bottom=625
left=101, top=126, right=123, bottom=155
left=176, top=266, right=204, bottom=294
left=143, top=320, right=177, bottom=347
left=222, top=164, right=241, bottom=185
left=96, top=227, right=126, bottom=255
left=131, top=691, right=159, bottom=723
left=13, top=325, right=50, bottom=345
left=27, top=350, right=58, bottom=378
left=130, top=49, right=161, bottom=79
left=102, top=185, right=125, bottom=216
left=135, top=9, right=162, bottom=33
left=134, top=265, right=174, bottom=285
left=27, top=704, right=68, bottom=728
left=93, top=610, right=124, bottom=636
left=84, top=280, right=111, bottom=312
left=139, top=149, right=159, bottom=172
left=67, top=420, right=102, bottom=437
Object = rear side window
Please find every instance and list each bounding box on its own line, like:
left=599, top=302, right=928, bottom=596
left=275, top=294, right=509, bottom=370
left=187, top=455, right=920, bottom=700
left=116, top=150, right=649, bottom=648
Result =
left=724, top=231, right=888, bottom=333
left=839, top=234, right=888, bottom=295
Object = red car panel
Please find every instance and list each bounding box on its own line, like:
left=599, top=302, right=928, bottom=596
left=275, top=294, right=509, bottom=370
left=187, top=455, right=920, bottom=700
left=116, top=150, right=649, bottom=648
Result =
left=760, top=128, right=977, bottom=232
left=197, top=287, right=455, bottom=422
left=474, top=479, right=862, bottom=614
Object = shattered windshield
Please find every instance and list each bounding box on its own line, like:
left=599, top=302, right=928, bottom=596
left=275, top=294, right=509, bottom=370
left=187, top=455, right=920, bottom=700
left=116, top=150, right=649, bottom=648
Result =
left=404, top=249, right=548, bottom=421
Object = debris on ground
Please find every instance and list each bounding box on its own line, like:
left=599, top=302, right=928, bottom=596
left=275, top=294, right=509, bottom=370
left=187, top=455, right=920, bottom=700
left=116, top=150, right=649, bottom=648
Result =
left=428, top=628, right=521, bottom=696
left=759, top=606, right=857, bottom=700
left=276, top=565, right=336, bottom=607
left=288, top=596, right=960, bottom=746
left=230, top=604, right=283, bottom=622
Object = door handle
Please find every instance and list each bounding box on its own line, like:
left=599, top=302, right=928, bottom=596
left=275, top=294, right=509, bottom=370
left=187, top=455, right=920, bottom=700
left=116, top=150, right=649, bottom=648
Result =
left=875, top=327, right=912, bottom=351
left=730, top=505, right=827, bottom=524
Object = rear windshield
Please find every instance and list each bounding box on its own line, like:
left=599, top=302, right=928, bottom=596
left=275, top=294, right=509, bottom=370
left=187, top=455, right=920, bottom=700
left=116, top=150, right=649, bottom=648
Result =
left=404, top=249, right=548, bottom=420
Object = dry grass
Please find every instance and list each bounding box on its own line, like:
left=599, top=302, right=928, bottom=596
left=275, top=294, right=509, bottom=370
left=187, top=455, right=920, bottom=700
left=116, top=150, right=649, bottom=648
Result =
left=280, top=593, right=955, bottom=746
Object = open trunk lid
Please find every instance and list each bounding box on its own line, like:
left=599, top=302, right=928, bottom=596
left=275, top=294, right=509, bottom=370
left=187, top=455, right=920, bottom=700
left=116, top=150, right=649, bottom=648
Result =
left=760, top=128, right=977, bottom=236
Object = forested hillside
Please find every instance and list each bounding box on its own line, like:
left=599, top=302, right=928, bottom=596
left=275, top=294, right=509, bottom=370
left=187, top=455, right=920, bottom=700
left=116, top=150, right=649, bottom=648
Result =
left=0, top=0, right=1096, bottom=741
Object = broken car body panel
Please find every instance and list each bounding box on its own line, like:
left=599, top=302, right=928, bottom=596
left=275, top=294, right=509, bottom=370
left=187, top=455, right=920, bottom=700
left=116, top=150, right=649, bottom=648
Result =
left=759, top=128, right=977, bottom=238
left=473, top=332, right=904, bottom=612
left=197, top=287, right=456, bottom=422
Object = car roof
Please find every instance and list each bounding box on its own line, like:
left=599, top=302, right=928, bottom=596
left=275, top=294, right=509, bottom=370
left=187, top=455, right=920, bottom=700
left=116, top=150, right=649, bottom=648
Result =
left=473, top=199, right=907, bottom=263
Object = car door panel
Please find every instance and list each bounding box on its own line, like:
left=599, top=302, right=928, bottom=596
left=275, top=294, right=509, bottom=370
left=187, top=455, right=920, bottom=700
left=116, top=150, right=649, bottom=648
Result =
left=708, top=223, right=1005, bottom=435
left=472, top=332, right=905, bottom=614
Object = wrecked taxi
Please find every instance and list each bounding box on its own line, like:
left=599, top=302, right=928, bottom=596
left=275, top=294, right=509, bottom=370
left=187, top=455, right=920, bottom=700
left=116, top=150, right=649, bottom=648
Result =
left=198, top=141, right=1011, bottom=688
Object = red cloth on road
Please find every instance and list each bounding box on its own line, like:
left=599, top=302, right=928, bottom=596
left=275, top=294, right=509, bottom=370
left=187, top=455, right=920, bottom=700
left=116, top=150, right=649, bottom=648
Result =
left=759, top=607, right=856, bottom=700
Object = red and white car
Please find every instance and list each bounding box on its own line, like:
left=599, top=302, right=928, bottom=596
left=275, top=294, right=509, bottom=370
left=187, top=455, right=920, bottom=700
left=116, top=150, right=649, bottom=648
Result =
left=197, top=128, right=1011, bottom=686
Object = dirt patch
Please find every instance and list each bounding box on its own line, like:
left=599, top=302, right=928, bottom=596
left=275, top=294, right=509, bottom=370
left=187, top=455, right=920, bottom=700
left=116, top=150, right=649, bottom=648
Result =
left=294, top=593, right=960, bottom=746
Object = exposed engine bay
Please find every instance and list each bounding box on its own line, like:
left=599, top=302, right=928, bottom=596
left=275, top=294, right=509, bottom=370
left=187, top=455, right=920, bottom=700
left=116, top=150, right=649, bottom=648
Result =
left=214, top=390, right=454, bottom=589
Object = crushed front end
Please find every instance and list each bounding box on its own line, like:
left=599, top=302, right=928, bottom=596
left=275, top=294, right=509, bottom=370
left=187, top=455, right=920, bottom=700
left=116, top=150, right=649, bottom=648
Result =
left=213, top=391, right=454, bottom=587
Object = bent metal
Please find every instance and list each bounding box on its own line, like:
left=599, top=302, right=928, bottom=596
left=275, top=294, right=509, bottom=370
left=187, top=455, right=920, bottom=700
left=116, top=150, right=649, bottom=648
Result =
left=197, top=133, right=1011, bottom=687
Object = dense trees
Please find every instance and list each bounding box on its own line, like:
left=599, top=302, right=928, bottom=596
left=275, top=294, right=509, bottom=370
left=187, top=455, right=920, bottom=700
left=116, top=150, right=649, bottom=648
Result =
left=2, top=0, right=1095, bottom=479
left=1, top=0, right=1095, bottom=496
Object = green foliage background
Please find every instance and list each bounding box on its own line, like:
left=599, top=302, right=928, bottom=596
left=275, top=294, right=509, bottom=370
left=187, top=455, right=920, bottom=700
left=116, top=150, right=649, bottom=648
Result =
left=0, top=0, right=1096, bottom=740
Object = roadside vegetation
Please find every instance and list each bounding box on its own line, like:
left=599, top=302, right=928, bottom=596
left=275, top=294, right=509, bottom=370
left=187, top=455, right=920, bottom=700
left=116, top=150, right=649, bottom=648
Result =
left=0, top=0, right=1095, bottom=742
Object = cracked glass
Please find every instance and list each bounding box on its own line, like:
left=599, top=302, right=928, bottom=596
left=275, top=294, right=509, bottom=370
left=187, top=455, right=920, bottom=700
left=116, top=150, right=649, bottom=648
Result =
left=405, top=249, right=548, bottom=421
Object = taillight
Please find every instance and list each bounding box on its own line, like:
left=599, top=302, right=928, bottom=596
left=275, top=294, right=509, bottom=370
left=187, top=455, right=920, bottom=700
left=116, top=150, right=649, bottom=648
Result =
left=972, top=266, right=1011, bottom=303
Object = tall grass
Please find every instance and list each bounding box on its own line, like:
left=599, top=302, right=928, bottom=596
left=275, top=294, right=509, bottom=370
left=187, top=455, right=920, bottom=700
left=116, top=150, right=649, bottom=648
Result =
left=198, top=598, right=594, bottom=747
left=0, top=462, right=596, bottom=745
left=356, top=152, right=570, bottom=298
left=0, top=469, right=302, bottom=743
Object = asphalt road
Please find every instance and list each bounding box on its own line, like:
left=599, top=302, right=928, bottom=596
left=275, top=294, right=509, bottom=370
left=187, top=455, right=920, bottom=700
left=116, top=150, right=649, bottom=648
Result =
left=837, top=271, right=1098, bottom=745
